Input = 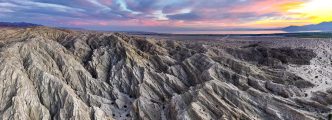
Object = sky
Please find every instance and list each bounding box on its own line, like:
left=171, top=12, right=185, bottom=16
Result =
left=0, top=0, right=331, bottom=33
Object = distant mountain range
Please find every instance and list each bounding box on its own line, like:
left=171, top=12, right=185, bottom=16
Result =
left=1, top=21, right=331, bottom=34
left=0, top=22, right=42, bottom=28
left=282, top=22, right=332, bottom=32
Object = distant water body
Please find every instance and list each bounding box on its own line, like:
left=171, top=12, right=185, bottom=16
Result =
left=171, top=30, right=329, bottom=35
left=172, top=30, right=287, bottom=34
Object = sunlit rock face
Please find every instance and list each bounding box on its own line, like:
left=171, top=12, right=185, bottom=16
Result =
left=0, top=27, right=331, bottom=120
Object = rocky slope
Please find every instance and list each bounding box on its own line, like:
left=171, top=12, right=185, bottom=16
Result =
left=0, top=27, right=331, bottom=120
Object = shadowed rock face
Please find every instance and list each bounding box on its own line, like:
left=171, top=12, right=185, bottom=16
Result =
left=0, top=27, right=330, bottom=120
left=227, top=44, right=316, bottom=67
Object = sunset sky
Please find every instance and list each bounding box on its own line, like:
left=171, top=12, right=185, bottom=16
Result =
left=0, top=0, right=331, bottom=32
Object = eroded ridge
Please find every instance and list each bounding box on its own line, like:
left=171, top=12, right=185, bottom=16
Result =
left=0, top=27, right=330, bottom=120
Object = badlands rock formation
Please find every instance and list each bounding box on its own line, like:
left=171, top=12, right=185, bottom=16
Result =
left=0, top=27, right=331, bottom=120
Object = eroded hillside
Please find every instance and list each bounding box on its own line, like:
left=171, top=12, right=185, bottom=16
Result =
left=0, top=27, right=331, bottom=120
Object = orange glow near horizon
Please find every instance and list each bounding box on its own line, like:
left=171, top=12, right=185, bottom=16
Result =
left=291, top=0, right=332, bottom=23
left=252, top=0, right=332, bottom=28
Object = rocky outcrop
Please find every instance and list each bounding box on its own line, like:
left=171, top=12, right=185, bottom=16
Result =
left=0, top=27, right=331, bottom=120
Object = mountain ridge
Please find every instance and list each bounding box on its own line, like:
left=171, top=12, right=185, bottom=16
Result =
left=0, top=22, right=42, bottom=28
left=283, top=22, right=332, bottom=32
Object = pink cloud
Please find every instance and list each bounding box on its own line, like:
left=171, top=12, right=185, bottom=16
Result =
left=100, top=0, right=113, bottom=6
left=229, top=0, right=304, bottom=15
left=66, top=20, right=112, bottom=26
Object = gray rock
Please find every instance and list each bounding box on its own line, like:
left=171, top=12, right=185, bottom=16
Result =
left=0, top=27, right=330, bottom=120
